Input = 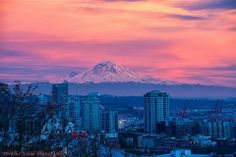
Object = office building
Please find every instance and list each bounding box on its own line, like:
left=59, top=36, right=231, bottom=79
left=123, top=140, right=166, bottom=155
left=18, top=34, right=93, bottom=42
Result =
left=102, top=111, right=118, bottom=133
left=51, top=83, right=69, bottom=118
left=52, top=83, right=68, bottom=104
left=68, top=95, right=81, bottom=128
left=144, top=90, right=169, bottom=133
left=81, top=94, right=101, bottom=131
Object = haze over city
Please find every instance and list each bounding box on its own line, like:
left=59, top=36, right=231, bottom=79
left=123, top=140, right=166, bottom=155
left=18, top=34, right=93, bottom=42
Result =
left=1, top=0, right=236, bottom=87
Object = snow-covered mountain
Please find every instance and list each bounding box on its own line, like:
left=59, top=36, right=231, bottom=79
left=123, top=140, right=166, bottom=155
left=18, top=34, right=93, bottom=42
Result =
left=4, top=61, right=236, bottom=97
left=61, top=61, right=173, bottom=84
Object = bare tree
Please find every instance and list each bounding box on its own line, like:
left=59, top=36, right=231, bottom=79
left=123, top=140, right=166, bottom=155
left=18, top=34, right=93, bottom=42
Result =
left=0, top=82, right=12, bottom=152
left=11, top=81, right=37, bottom=153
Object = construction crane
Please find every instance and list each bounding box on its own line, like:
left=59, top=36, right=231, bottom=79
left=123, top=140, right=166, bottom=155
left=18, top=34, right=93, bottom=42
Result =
left=208, top=99, right=223, bottom=120
left=178, top=106, right=187, bottom=118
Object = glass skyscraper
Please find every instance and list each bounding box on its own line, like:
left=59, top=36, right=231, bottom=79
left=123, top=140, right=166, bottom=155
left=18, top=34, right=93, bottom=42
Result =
left=51, top=83, right=69, bottom=118
left=68, top=95, right=81, bottom=129
left=81, top=94, right=101, bottom=131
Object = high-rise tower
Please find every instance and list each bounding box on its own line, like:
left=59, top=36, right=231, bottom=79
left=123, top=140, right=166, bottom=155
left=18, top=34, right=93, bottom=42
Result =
left=81, top=94, right=101, bottom=131
left=144, top=90, right=169, bottom=133
left=51, top=83, right=69, bottom=118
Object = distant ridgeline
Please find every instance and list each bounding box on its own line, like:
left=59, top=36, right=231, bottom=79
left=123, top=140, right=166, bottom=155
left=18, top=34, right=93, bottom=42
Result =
left=10, top=81, right=236, bottom=98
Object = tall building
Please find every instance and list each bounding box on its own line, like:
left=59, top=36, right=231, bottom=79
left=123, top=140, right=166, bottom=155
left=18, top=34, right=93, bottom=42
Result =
left=68, top=95, right=81, bottom=128
left=102, top=111, right=118, bottom=133
left=52, top=83, right=68, bottom=104
left=81, top=94, right=101, bottom=131
left=51, top=83, right=69, bottom=118
left=144, top=90, right=169, bottom=133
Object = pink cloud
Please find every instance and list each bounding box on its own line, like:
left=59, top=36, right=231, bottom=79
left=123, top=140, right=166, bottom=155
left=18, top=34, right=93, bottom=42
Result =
left=0, top=0, right=236, bottom=87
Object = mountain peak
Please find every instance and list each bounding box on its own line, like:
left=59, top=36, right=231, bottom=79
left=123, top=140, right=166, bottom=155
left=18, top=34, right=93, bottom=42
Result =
left=92, top=61, right=119, bottom=74
left=91, top=61, right=136, bottom=76
left=61, top=60, right=174, bottom=84
left=97, top=60, right=115, bottom=66
left=61, top=61, right=140, bottom=83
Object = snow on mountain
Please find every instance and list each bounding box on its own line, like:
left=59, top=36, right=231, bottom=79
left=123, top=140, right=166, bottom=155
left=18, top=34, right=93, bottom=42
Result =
left=60, top=61, right=174, bottom=84
left=62, top=71, right=79, bottom=82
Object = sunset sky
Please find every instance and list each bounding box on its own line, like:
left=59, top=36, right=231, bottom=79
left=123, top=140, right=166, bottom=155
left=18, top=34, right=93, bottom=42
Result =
left=0, top=0, right=236, bottom=87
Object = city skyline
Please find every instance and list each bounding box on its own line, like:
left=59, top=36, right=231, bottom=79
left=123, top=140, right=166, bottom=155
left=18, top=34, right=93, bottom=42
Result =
left=0, top=0, right=236, bottom=87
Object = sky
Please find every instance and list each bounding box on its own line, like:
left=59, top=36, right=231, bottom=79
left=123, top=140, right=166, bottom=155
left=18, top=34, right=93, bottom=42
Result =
left=0, top=0, right=236, bottom=87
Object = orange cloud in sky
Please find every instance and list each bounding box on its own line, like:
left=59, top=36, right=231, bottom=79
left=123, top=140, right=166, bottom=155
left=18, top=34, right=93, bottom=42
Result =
left=0, top=0, right=236, bottom=86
